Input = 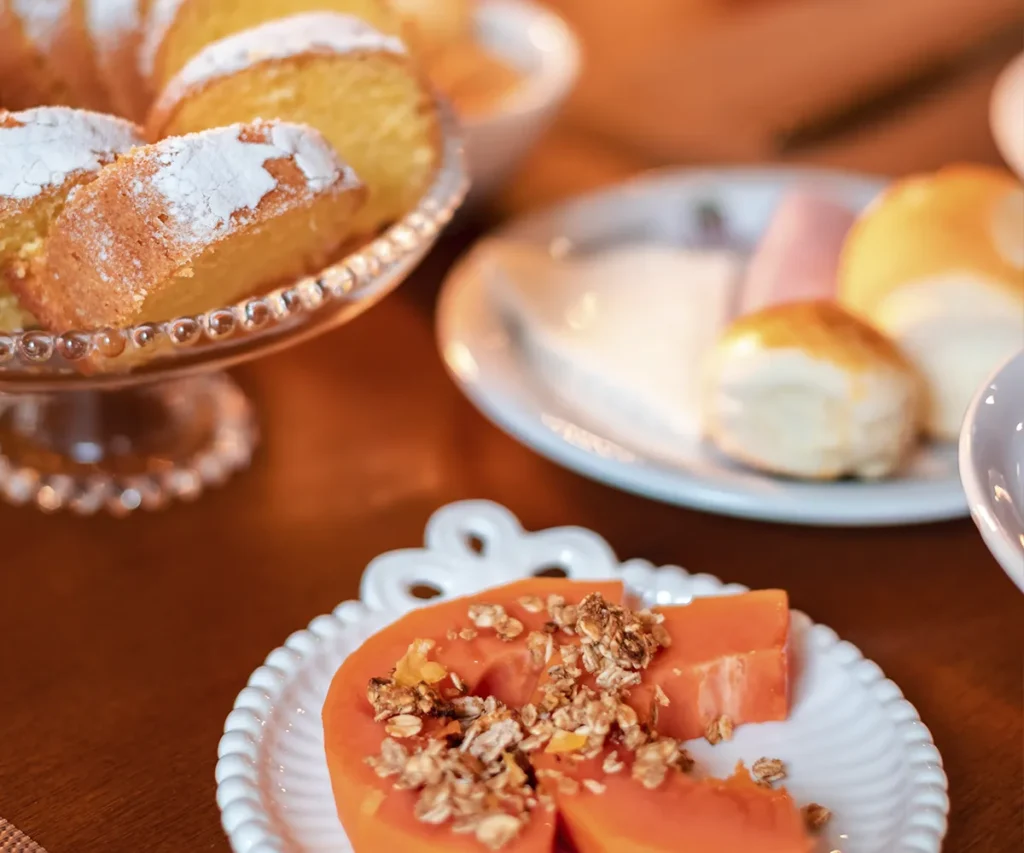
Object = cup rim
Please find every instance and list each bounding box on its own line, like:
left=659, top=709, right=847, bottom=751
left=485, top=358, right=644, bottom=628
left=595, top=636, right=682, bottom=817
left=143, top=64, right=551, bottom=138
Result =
left=461, top=0, right=582, bottom=127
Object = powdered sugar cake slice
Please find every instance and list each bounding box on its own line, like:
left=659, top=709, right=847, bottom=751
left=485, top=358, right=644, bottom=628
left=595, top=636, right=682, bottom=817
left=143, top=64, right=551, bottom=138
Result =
left=0, top=106, right=141, bottom=208
left=15, top=120, right=365, bottom=335
left=140, top=0, right=401, bottom=86
left=145, top=9, right=440, bottom=238
left=148, top=11, right=406, bottom=126
left=0, top=106, right=143, bottom=331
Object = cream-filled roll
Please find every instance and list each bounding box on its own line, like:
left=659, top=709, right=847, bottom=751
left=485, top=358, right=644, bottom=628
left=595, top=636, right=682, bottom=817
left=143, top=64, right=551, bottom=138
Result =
left=838, top=165, right=1024, bottom=441
left=701, top=301, right=923, bottom=480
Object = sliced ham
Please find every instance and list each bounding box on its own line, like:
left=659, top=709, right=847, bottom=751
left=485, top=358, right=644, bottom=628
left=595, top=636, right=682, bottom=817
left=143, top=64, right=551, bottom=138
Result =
left=739, top=190, right=856, bottom=315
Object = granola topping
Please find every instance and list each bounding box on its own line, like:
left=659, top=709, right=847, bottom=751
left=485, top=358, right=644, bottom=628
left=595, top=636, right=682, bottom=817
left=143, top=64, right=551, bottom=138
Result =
left=362, top=591, right=826, bottom=850
left=469, top=603, right=524, bottom=641
left=386, top=714, right=425, bottom=738
left=801, top=802, right=832, bottom=833
left=751, top=757, right=787, bottom=786
left=705, top=714, right=734, bottom=745
left=518, top=595, right=545, bottom=614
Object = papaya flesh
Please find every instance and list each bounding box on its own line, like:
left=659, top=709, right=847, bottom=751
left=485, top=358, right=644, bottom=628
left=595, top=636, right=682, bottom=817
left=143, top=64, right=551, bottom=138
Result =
left=631, top=589, right=792, bottom=741
left=556, top=762, right=813, bottom=853
left=323, top=578, right=807, bottom=853
left=324, top=579, right=623, bottom=853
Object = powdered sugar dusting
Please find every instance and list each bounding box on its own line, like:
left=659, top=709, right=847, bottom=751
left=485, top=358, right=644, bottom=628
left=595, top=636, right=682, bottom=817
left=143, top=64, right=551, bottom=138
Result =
left=85, top=0, right=142, bottom=53
left=147, top=122, right=352, bottom=244
left=269, top=123, right=359, bottom=192
left=0, top=107, right=142, bottom=201
left=155, top=12, right=406, bottom=111
left=139, top=0, right=186, bottom=76
left=12, top=0, right=69, bottom=51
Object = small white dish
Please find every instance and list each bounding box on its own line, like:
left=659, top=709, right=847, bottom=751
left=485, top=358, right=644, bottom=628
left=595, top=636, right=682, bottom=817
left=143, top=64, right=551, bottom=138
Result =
left=991, top=51, right=1024, bottom=180
left=959, top=349, right=1024, bottom=591
left=463, top=0, right=580, bottom=202
left=437, top=167, right=969, bottom=526
left=216, top=500, right=948, bottom=853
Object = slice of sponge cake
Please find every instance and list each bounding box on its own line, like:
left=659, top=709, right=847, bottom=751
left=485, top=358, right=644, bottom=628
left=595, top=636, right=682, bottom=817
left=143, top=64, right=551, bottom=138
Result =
left=141, top=0, right=402, bottom=89
left=0, top=106, right=143, bottom=331
left=16, top=120, right=366, bottom=333
left=147, top=12, right=439, bottom=237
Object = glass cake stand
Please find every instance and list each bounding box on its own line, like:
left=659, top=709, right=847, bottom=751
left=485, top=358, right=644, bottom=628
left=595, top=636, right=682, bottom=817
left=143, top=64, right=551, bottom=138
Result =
left=0, top=109, right=469, bottom=516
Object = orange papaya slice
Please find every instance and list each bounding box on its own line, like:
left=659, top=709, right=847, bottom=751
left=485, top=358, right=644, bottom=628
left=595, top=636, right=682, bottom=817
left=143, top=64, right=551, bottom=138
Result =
left=556, top=762, right=812, bottom=853
left=631, top=589, right=792, bottom=741
left=323, top=579, right=807, bottom=853
left=323, top=579, right=623, bottom=853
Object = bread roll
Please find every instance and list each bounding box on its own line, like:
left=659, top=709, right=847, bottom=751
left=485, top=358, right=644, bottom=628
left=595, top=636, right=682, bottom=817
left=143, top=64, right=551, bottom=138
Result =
left=702, top=300, right=923, bottom=480
left=838, top=165, right=1024, bottom=441
left=0, top=106, right=143, bottom=331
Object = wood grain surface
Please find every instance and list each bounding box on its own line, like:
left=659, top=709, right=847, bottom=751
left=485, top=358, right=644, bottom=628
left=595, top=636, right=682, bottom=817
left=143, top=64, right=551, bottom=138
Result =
left=0, top=232, right=1021, bottom=852
left=1, top=3, right=1022, bottom=851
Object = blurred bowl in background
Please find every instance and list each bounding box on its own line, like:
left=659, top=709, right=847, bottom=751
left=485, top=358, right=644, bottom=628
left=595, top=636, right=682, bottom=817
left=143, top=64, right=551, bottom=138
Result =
left=959, top=349, right=1024, bottom=592
left=461, top=0, right=580, bottom=203
left=990, top=52, right=1024, bottom=180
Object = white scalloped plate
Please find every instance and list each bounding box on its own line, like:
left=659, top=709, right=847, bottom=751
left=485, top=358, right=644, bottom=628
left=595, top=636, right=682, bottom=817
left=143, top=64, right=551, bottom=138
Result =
left=216, top=501, right=948, bottom=853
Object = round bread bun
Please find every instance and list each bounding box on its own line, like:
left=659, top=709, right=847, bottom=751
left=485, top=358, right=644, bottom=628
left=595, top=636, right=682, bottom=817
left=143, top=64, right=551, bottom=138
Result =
left=837, top=165, right=1024, bottom=441
left=701, top=300, right=923, bottom=481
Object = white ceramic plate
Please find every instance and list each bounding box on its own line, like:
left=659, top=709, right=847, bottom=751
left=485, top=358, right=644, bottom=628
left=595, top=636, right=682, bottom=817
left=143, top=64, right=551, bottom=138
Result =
left=463, top=0, right=580, bottom=202
left=436, top=168, right=968, bottom=526
left=216, top=500, right=948, bottom=853
left=959, top=349, right=1024, bottom=591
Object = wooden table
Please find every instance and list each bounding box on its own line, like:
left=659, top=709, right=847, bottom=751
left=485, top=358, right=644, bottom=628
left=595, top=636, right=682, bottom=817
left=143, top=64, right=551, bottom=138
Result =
left=2, top=40, right=1023, bottom=853
left=1, top=215, right=1021, bottom=851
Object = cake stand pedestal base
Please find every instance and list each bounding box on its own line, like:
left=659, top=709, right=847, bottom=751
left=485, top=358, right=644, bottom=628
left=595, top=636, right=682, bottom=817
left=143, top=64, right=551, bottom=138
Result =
left=0, top=373, right=257, bottom=515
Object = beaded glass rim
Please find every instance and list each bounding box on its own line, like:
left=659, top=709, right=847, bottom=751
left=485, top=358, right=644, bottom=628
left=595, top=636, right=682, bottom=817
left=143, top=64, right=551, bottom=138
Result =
left=0, top=103, right=468, bottom=380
